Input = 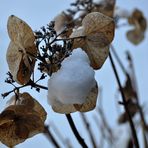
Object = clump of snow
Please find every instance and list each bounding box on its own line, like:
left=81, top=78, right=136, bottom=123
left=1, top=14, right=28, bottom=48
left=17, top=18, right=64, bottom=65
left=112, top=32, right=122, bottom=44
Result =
left=48, top=48, right=96, bottom=105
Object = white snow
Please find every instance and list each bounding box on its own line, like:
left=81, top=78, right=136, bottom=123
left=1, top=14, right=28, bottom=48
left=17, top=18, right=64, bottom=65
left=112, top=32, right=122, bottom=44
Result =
left=48, top=48, right=96, bottom=105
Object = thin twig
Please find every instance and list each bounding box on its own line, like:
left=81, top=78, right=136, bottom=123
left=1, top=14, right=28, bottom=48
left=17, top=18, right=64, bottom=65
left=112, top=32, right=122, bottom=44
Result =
left=66, top=114, right=88, bottom=148
left=44, top=125, right=60, bottom=148
left=126, top=51, right=148, bottom=147
left=109, top=51, right=139, bottom=148
left=80, top=113, right=97, bottom=148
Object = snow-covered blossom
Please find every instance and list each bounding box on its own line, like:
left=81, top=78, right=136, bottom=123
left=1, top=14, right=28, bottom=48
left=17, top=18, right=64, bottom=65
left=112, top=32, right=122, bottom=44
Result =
left=48, top=48, right=98, bottom=113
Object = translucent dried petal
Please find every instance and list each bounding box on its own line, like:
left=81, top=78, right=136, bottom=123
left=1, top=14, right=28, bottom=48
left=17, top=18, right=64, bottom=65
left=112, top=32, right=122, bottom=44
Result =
left=82, top=12, right=115, bottom=47
left=83, top=44, right=109, bottom=69
left=69, top=12, right=115, bottom=69
left=7, top=15, right=37, bottom=85
left=7, top=15, right=35, bottom=49
left=128, top=9, right=147, bottom=31
left=92, top=0, right=115, bottom=17
left=6, top=42, right=34, bottom=85
left=54, top=12, right=73, bottom=37
left=70, top=26, right=85, bottom=49
left=126, top=29, right=144, bottom=45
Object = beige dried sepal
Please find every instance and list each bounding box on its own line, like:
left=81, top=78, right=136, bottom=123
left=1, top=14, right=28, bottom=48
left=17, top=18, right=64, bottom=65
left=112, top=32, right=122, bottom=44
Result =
left=92, top=0, right=115, bottom=17
left=7, top=15, right=37, bottom=85
left=7, top=15, right=35, bottom=50
left=126, top=29, right=144, bottom=45
left=0, top=93, right=47, bottom=147
left=51, top=82, right=98, bottom=114
left=70, top=27, right=85, bottom=49
left=82, top=12, right=115, bottom=48
left=70, top=12, right=115, bottom=69
left=6, top=42, right=36, bottom=84
left=54, top=12, right=73, bottom=37
left=127, top=9, right=147, bottom=45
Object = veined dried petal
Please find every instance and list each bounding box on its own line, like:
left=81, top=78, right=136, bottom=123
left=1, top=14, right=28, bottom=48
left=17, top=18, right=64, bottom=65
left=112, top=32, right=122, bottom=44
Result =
left=69, top=12, right=115, bottom=69
left=92, top=0, right=116, bottom=17
left=7, top=15, right=37, bottom=85
left=0, top=93, right=47, bottom=147
left=7, top=15, right=35, bottom=49
left=83, top=45, right=109, bottom=69
left=128, top=9, right=147, bottom=31
left=70, top=26, right=85, bottom=49
left=126, top=29, right=144, bottom=45
left=82, top=12, right=115, bottom=47
left=6, top=42, right=35, bottom=85
left=54, top=12, right=73, bottom=37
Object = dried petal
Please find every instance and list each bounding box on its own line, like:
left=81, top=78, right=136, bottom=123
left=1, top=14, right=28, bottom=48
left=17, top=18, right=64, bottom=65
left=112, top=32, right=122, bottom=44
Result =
left=6, top=15, right=37, bottom=84
left=6, top=42, right=35, bottom=84
left=69, top=12, right=115, bottom=69
left=92, top=0, right=115, bottom=17
left=126, top=29, right=144, bottom=45
left=54, top=12, right=73, bottom=37
left=0, top=93, right=47, bottom=147
left=70, top=26, right=85, bottom=49
left=82, top=12, right=115, bottom=47
left=7, top=15, right=35, bottom=49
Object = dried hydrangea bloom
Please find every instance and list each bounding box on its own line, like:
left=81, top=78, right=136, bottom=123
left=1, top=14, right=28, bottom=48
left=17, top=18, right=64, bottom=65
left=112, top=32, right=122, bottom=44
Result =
left=0, top=92, right=47, bottom=147
left=6, top=15, right=37, bottom=85
left=127, top=9, right=147, bottom=45
left=70, top=12, right=115, bottom=69
left=48, top=48, right=99, bottom=113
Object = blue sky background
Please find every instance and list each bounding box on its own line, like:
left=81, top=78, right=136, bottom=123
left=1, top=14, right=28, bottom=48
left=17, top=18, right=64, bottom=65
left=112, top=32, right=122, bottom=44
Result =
left=0, top=0, right=148, bottom=148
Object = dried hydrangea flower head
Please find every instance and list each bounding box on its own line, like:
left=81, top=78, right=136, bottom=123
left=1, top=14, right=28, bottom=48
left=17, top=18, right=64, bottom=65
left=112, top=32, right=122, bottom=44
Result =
left=70, top=12, right=115, bottom=69
left=48, top=48, right=99, bottom=113
left=6, top=15, right=37, bottom=85
left=0, top=92, right=47, bottom=147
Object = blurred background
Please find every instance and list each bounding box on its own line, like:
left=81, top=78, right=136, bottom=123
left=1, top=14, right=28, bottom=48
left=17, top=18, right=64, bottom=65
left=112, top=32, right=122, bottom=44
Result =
left=0, top=0, right=148, bottom=147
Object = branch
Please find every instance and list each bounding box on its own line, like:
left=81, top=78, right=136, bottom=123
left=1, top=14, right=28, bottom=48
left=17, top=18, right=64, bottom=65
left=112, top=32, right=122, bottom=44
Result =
left=109, top=51, right=139, bottom=148
left=66, top=114, right=88, bottom=148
